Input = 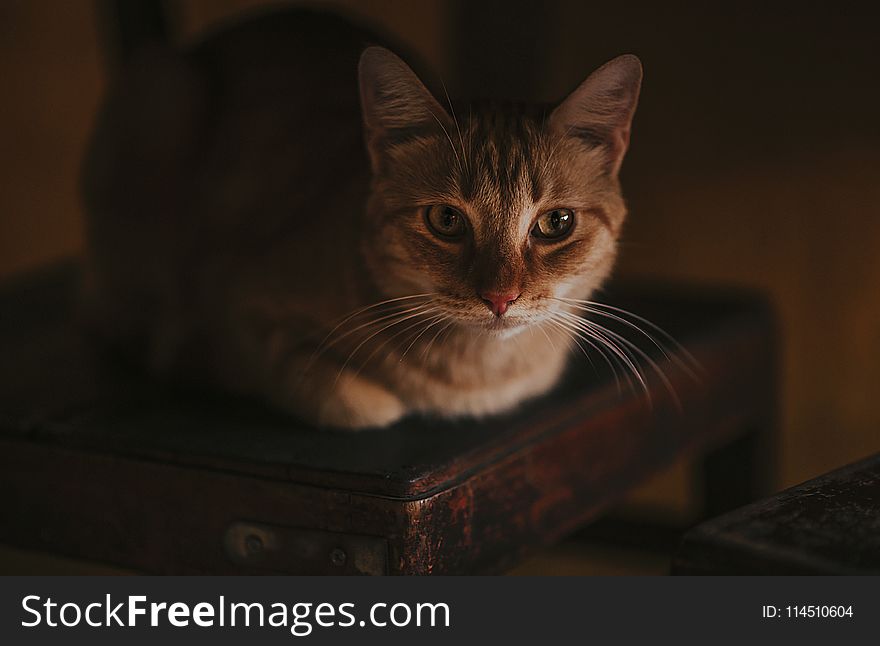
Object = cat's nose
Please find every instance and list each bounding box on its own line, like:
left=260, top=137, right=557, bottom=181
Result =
left=480, top=291, right=520, bottom=317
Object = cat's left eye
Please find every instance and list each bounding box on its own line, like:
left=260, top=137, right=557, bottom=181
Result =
left=532, top=208, right=574, bottom=240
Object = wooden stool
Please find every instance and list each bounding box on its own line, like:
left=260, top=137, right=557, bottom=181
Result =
left=0, top=263, right=777, bottom=574
left=674, top=454, right=880, bottom=575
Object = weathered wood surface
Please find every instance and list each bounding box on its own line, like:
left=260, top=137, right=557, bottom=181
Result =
left=0, top=263, right=776, bottom=574
left=674, top=454, right=880, bottom=575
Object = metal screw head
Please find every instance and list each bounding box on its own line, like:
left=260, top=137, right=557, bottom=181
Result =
left=330, top=547, right=347, bottom=567
left=244, top=534, right=264, bottom=555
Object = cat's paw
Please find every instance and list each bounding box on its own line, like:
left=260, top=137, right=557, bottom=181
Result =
left=314, top=373, right=407, bottom=430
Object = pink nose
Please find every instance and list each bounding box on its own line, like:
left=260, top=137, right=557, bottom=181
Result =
left=480, top=291, right=520, bottom=317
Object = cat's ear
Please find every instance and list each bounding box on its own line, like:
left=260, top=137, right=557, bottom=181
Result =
left=549, top=54, right=642, bottom=177
left=358, top=46, right=451, bottom=172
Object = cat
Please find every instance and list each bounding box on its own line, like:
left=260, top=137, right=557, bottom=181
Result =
left=81, top=9, right=642, bottom=429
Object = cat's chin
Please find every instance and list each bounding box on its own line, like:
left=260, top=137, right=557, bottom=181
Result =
left=476, top=317, right=530, bottom=338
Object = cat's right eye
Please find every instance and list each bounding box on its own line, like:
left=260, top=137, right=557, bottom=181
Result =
left=424, top=205, right=467, bottom=240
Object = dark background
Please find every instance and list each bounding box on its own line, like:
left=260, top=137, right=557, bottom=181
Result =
left=1, top=0, right=879, bottom=570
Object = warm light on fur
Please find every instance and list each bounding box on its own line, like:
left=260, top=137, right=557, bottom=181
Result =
left=82, top=11, right=642, bottom=429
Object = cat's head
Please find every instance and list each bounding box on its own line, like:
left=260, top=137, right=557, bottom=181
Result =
left=358, top=47, right=641, bottom=334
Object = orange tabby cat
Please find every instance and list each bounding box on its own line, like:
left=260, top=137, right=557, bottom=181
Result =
left=82, top=9, right=641, bottom=429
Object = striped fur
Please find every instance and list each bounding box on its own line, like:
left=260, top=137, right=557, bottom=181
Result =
left=82, top=11, right=641, bottom=428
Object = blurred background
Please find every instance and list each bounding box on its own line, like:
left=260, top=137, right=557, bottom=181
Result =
left=1, top=0, right=879, bottom=573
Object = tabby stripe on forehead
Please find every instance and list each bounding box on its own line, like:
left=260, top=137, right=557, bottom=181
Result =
left=459, top=110, right=545, bottom=206
left=527, top=163, right=544, bottom=203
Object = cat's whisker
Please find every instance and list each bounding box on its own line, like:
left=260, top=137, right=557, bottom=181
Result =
left=348, top=311, right=446, bottom=382
left=556, top=311, right=650, bottom=400
left=549, top=319, right=596, bottom=372
left=585, top=305, right=699, bottom=383
left=437, top=316, right=457, bottom=346
left=536, top=317, right=594, bottom=374
left=420, top=317, right=455, bottom=365
left=551, top=316, right=631, bottom=396
left=297, top=305, right=431, bottom=388
left=440, top=77, right=469, bottom=176
left=383, top=313, right=451, bottom=371
left=427, top=107, right=465, bottom=176
left=309, top=293, right=436, bottom=362
left=312, top=300, right=435, bottom=363
left=535, top=321, right=559, bottom=355
left=556, top=297, right=703, bottom=376
left=566, top=313, right=682, bottom=409
left=333, top=307, right=442, bottom=387
left=545, top=315, right=625, bottom=396
left=558, top=310, right=680, bottom=410
left=554, top=297, right=675, bottom=363
left=304, top=304, right=426, bottom=379
left=580, top=302, right=700, bottom=381
left=398, top=313, right=449, bottom=362
left=325, top=292, right=437, bottom=340
left=555, top=311, right=649, bottom=400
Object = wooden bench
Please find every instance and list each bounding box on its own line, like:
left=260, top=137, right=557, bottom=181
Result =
left=0, top=263, right=777, bottom=574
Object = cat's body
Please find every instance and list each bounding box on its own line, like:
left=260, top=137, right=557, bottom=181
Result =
left=83, top=9, right=641, bottom=429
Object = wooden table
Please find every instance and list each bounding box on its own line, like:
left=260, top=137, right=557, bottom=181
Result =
left=674, top=454, right=880, bottom=575
left=0, top=263, right=777, bottom=574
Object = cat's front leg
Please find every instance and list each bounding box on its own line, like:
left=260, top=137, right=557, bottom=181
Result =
left=271, top=355, right=407, bottom=430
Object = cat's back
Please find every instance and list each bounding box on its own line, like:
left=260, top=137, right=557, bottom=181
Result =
left=183, top=10, right=380, bottom=237
left=188, top=8, right=374, bottom=149
left=84, top=8, right=379, bottom=235
left=81, top=9, right=380, bottom=353
left=192, top=9, right=371, bottom=103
